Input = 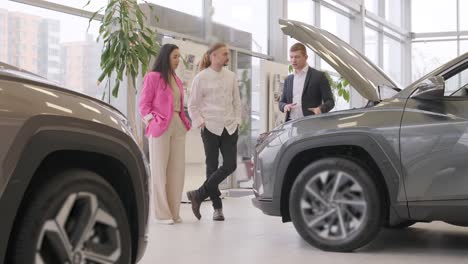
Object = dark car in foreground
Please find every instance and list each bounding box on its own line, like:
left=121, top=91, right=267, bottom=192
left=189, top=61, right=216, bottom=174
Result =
left=253, top=19, right=468, bottom=252
left=0, top=62, right=150, bottom=263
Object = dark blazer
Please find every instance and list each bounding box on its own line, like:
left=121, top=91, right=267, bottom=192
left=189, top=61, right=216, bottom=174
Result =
left=279, top=67, right=334, bottom=122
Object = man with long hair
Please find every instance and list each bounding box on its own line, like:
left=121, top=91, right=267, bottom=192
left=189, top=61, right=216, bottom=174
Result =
left=187, top=43, right=241, bottom=221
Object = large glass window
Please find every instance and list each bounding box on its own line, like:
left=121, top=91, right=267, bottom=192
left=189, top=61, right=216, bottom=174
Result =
left=461, top=0, right=468, bottom=31
left=365, top=0, right=379, bottom=15
left=212, top=0, right=268, bottom=54
left=365, top=27, right=379, bottom=65
left=444, top=65, right=468, bottom=96
left=0, top=9, right=9, bottom=63
left=251, top=57, right=261, bottom=143
left=383, top=36, right=402, bottom=84
left=236, top=52, right=252, bottom=160
left=143, top=0, right=203, bottom=17
left=287, top=0, right=316, bottom=67
left=320, top=5, right=350, bottom=73
left=412, top=41, right=458, bottom=81
left=411, top=0, right=457, bottom=33
left=459, top=41, right=468, bottom=95
left=235, top=52, right=254, bottom=186
left=0, top=2, right=122, bottom=110
left=320, top=6, right=350, bottom=43
left=288, top=0, right=315, bottom=25
left=462, top=40, right=468, bottom=53
left=385, top=0, right=401, bottom=27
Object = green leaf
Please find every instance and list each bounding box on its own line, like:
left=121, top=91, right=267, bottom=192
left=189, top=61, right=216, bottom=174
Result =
left=101, top=46, right=111, bottom=62
left=142, top=63, right=148, bottom=76
left=344, top=91, right=350, bottom=102
left=343, top=79, right=349, bottom=87
left=101, top=89, right=106, bottom=100
left=87, top=8, right=103, bottom=32
left=136, top=44, right=148, bottom=59
left=97, top=71, right=107, bottom=83
left=141, top=31, right=154, bottom=45
left=337, top=83, right=342, bottom=90
left=84, top=0, right=92, bottom=8
left=112, top=81, right=120, bottom=98
left=136, top=9, right=144, bottom=29
left=117, top=64, right=124, bottom=81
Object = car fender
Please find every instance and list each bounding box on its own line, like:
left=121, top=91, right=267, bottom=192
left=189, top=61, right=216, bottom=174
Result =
left=273, top=132, right=408, bottom=219
left=0, top=115, right=149, bottom=262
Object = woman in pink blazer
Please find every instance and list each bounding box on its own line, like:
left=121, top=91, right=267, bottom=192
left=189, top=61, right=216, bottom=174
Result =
left=139, top=44, right=191, bottom=224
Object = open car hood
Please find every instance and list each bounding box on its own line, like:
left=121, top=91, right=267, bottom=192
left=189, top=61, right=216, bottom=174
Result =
left=280, top=19, right=399, bottom=101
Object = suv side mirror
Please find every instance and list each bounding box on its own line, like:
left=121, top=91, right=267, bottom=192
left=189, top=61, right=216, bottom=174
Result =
left=411, top=76, right=445, bottom=99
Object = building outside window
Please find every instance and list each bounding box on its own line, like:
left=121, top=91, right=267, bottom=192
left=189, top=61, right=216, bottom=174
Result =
left=0, top=2, right=123, bottom=112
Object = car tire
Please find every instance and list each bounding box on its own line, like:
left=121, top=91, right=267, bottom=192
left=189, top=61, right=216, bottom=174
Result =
left=8, top=169, right=132, bottom=264
left=289, top=157, right=383, bottom=252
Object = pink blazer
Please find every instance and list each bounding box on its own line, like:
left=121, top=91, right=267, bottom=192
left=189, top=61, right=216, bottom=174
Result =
left=139, top=71, right=191, bottom=138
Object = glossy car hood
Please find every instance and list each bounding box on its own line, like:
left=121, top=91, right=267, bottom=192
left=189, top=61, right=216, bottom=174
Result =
left=0, top=61, right=125, bottom=118
left=280, top=19, right=398, bottom=102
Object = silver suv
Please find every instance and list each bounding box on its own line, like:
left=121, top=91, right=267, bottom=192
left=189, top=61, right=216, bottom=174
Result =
left=0, top=62, right=150, bottom=263
left=253, top=20, right=468, bottom=252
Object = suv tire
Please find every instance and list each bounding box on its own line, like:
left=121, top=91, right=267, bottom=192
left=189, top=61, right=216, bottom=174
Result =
left=289, top=157, right=383, bottom=252
left=8, top=169, right=132, bottom=263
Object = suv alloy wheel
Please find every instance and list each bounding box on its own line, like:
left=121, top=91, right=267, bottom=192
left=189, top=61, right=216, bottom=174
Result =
left=8, top=169, right=132, bottom=263
left=289, top=158, right=383, bottom=252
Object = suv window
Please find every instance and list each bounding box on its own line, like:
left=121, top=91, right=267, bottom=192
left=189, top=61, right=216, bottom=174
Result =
left=444, top=64, right=468, bottom=97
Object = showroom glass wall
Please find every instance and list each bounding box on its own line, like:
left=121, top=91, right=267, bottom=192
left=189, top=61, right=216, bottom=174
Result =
left=0, top=0, right=411, bottom=186
left=364, top=0, right=407, bottom=87
left=0, top=0, right=126, bottom=113
left=411, top=0, right=468, bottom=82
left=288, top=0, right=409, bottom=109
left=1, top=0, right=271, bottom=188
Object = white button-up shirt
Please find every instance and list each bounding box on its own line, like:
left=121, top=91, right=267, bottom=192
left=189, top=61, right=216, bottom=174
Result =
left=290, top=65, right=309, bottom=120
left=188, top=67, right=241, bottom=136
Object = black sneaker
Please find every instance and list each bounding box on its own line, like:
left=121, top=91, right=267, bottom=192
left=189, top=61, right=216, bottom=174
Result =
left=187, top=190, right=202, bottom=220
left=213, top=208, right=225, bottom=221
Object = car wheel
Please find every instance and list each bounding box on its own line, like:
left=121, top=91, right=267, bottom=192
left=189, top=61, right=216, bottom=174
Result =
left=8, top=169, right=132, bottom=264
left=289, top=157, right=383, bottom=252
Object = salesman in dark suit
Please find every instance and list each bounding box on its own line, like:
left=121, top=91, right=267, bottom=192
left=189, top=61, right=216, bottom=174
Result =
left=279, top=42, right=334, bottom=122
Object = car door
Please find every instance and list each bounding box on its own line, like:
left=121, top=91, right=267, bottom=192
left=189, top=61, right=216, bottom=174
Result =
left=400, top=61, right=468, bottom=204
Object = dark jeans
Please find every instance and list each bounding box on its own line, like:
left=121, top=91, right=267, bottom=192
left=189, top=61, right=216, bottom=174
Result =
left=198, top=127, right=238, bottom=209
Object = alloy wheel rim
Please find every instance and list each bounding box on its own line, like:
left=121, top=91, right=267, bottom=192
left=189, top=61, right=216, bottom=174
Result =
left=300, top=170, right=367, bottom=241
left=36, top=192, right=121, bottom=264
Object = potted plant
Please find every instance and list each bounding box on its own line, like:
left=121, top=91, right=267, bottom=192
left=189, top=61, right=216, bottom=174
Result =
left=86, top=0, right=160, bottom=98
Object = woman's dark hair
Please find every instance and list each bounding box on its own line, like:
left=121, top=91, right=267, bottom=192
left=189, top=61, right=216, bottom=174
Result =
left=151, top=43, right=179, bottom=86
